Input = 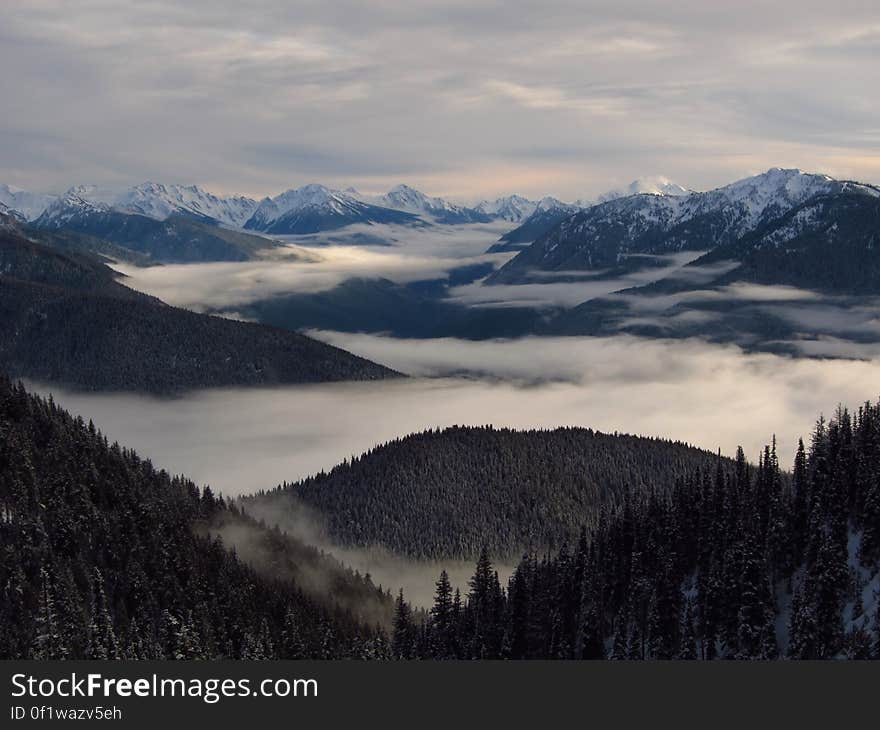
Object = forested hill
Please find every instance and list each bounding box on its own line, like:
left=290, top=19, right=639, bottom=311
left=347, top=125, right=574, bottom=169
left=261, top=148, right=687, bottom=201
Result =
left=250, top=426, right=730, bottom=560
left=0, top=225, right=399, bottom=392
left=0, top=377, right=394, bottom=659
left=393, top=406, right=880, bottom=660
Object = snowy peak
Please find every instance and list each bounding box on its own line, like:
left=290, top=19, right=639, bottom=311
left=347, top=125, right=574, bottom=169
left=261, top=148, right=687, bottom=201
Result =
left=598, top=176, right=692, bottom=203
left=378, top=184, right=490, bottom=223
left=694, top=167, right=879, bottom=230
left=475, top=195, right=538, bottom=222
left=0, top=184, right=58, bottom=221
left=25, top=182, right=259, bottom=227
left=534, top=196, right=578, bottom=213
left=114, top=182, right=258, bottom=226
left=250, top=183, right=359, bottom=222
left=243, top=184, right=420, bottom=234
left=381, top=184, right=441, bottom=211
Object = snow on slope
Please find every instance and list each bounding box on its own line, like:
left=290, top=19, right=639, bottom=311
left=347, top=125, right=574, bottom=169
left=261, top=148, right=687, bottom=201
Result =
left=597, top=176, right=692, bottom=203
left=114, top=182, right=258, bottom=226
left=0, top=184, right=58, bottom=221
left=244, top=184, right=364, bottom=229
left=475, top=195, right=539, bottom=222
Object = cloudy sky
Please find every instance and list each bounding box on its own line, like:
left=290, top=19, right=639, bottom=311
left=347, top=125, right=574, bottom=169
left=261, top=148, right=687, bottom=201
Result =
left=3, top=0, right=880, bottom=200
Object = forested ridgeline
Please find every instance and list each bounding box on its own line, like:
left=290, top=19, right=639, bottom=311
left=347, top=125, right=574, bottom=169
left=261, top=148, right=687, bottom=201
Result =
left=0, top=377, right=395, bottom=659
left=251, top=427, right=732, bottom=560
left=0, top=224, right=399, bottom=392
left=396, top=408, right=880, bottom=659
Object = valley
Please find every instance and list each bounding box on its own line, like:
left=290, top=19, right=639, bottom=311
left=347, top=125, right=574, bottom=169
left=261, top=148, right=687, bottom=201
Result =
left=3, top=167, right=880, bottom=660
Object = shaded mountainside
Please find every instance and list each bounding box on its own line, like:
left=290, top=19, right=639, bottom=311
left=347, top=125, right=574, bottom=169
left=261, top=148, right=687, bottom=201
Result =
left=0, top=227, right=399, bottom=392
left=490, top=169, right=878, bottom=284
left=401, top=406, right=880, bottom=660
left=34, top=193, right=279, bottom=263
left=546, top=192, right=880, bottom=347
left=249, top=426, right=730, bottom=561
left=0, top=377, right=394, bottom=659
left=238, top=275, right=546, bottom=340
left=0, top=228, right=142, bottom=297
left=698, top=192, right=880, bottom=295
left=490, top=206, right=581, bottom=250
left=244, top=184, right=421, bottom=235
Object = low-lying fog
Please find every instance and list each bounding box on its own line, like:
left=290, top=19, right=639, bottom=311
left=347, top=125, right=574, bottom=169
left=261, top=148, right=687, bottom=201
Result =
left=33, top=333, right=880, bottom=494
left=31, top=333, right=880, bottom=604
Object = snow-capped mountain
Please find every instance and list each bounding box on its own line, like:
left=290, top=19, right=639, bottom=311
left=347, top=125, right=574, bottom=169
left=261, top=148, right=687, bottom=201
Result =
left=244, top=184, right=420, bottom=235
left=113, top=182, right=258, bottom=227
left=597, top=176, right=692, bottom=203
left=491, top=168, right=880, bottom=282
left=475, top=195, right=539, bottom=222
left=34, top=188, right=112, bottom=227
left=0, top=184, right=58, bottom=221
left=0, top=202, right=26, bottom=227
left=17, top=182, right=257, bottom=227
left=491, top=196, right=584, bottom=249
left=378, top=184, right=491, bottom=224
left=32, top=188, right=279, bottom=263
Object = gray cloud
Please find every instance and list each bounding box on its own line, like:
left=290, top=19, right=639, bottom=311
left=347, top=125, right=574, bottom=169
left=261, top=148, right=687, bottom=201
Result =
left=3, top=1, right=880, bottom=198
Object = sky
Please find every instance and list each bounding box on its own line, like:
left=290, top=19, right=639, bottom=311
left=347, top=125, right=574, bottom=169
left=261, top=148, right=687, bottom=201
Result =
left=3, top=0, right=880, bottom=200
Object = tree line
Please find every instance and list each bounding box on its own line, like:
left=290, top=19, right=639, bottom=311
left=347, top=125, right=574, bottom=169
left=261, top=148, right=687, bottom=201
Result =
left=395, top=405, right=880, bottom=659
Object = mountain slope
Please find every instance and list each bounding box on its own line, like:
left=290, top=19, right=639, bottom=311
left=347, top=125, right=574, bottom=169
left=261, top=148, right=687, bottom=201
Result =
left=236, top=275, right=545, bottom=340
left=110, top=182, right=258, bottom=226
left=597, top=175, right=692, bottom=203
left=490, top=198, right=581, bottom=250
left=408, top=404, right=880, bottom=660
left=697, top=191, right=880, bottom=295
left=0, top=184, right=57, bottom=220
left=490, top=169, right=878, bottom=284
left=378, top=184, right=491, bottom=224
left=248, top=426, right=730, bottom=560
left=244, top=184, right=420, bottom=234
left=33, top=191, right=278, bottom=262
left=0, top=377, right=392, bottom=659
left=475, top=195, right=538, bottom=222
left=0, top=227, right=400, bottom=392
left=547, top=190, right=880, bottom=346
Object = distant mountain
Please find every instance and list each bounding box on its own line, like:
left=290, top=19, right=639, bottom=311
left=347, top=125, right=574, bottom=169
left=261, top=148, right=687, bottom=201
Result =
left=1, top=182, right=257, bottom=227
left=33, top=189, right=278, bottom=263
left=487, top=180, right=690, bottom=251
left=110, top=182, right=258, bottom=226
left=244, top=184, right=420, bottom=234
left=0, top=184, right=57, bottom=220
left=490, top=168, right=879, bottom=283
left=0, top=226, right=399, bottom=392
left=489, top=197, right=582, bottom=251
left=378, top=184, right=491, bottom=224
left=545, top=189, right=880, bottom=348
left=475, top=195, right=539, bottom=222
left=597, top=175, right=692, bottom=203
left=248, top=426, right=728, bottom=560
left=234, top=274, right=544, bottom=340
left=0, top=203, right=25, bottom=224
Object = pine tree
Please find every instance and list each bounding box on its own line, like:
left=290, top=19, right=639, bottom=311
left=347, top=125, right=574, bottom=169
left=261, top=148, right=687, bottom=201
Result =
left=31, top=568, right=66, bottom=660
left=392, top=590, right=415, bottom=659
left=430, top=570, right=455, bottom=659
left=85, top=568, right=120, bottom=660
left=677, top=599, right=698, bottom=660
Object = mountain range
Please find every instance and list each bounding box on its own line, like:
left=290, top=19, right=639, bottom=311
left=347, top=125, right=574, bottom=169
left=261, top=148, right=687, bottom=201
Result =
left=3, top=177, right=678, bottom=244
left=0, top=212, right=398, bottom=392
left=491, top=168, right=880, bottom=284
